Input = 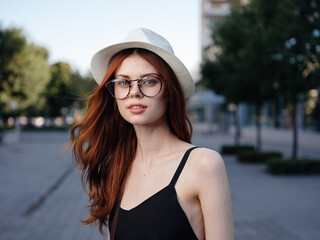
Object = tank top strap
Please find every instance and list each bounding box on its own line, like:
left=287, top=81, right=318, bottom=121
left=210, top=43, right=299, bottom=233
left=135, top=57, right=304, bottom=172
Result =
left=169, top=147, right=198, bottom=186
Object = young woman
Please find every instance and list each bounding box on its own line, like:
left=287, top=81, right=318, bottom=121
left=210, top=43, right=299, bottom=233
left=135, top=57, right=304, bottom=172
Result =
left=68, top=28, right=234, bottom=240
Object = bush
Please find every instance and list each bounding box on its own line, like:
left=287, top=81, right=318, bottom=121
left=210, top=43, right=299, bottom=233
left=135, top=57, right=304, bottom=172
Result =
left=0, top=126, right=15, bottom=132
left=22, top=125, right=70, bottom=131
left=221, top=144, right=255, bottom=154
left=267, top=158, right=320, bottom=175
left=237, top=151, right=283, bottom=163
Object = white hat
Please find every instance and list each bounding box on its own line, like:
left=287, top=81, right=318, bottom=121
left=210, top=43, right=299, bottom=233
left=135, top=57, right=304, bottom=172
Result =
left=91, top=28, right=195, bottom=97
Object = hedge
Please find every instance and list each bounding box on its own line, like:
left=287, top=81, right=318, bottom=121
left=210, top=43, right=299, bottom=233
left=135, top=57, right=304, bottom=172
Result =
left=0, top=126, right=15, bottom=132
left=22, top=126, right=70, bottom=131
left=237, top=151, right=283, bottom=163
left=221, top=144, right=255, bottom=155
left=267, top=158, right=320, bottom=175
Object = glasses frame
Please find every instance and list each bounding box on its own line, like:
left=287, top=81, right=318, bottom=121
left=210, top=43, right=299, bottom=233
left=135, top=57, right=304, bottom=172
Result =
left=105, top=74, right=166, bottom=100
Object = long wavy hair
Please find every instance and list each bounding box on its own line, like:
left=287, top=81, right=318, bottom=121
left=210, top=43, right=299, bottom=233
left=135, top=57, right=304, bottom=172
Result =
left=67, top=48, right=193, bottom=234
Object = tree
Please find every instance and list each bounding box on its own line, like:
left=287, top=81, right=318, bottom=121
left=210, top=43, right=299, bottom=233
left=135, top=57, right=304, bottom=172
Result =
left=0, top=26, right=50, bottom=117
left=0, top=25, right=96, bottom=122
left=201, top=2, right=279, bottom=151
left=200, top=60, right=242, bottom=145
left=265, top=0, right=320, bottom=159
left=0, top=26, right=26, bottom=116
left=43, top=62, right=74, bottom=118
left=201, top=0, right=320, bottom=158
left=0, top=26, right=26, bottom=92
left=69, top=72, right=96, bottom=99
left=69, top=71, right=96, bottom=111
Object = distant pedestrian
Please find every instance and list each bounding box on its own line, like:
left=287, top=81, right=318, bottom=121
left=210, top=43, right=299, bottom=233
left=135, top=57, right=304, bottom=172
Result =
left=67, top=28, right=234, bottom=240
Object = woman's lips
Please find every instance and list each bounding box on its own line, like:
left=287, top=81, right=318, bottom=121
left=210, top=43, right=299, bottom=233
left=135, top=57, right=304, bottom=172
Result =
left=128, top=104, right=147, bottom=114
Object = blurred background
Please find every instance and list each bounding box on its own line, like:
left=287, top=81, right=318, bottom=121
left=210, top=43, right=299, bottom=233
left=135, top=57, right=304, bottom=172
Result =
left=0, top=0, right=319, bottom=240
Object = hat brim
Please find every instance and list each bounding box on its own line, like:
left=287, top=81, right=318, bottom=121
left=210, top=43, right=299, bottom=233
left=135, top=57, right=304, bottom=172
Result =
left=91, top=41, right=194, bottom=98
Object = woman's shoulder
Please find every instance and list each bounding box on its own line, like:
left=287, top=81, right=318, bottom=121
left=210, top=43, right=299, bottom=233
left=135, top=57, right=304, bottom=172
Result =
left=188, top=147, right=226, bottom=177
left=185, top=147, right=229, bottom=199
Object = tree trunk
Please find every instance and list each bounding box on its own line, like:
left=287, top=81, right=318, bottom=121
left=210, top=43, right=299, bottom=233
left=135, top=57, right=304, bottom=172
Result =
left=255, top=103, right=262, bottom=152
left=274, top=97, right=281, bottom=128
left=291, top=96, right=298, bottom=160
left=234, top=105, right=241, bottom=146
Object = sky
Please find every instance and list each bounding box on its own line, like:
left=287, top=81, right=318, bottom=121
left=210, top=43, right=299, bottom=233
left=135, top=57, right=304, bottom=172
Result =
left=0, top=0, right=201, bottom=76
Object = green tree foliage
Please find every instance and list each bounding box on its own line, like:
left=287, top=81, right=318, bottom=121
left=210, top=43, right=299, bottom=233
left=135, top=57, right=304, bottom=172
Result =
left=202, top=3, right=279, bottom=150
left=200, top=59, right=243, bottom=145
left=200, top=60, right=222, bottom=94
left=0, top=26, right=26, bottom=115
left=42, top=63, right=96, bottom=118
left=0, top=25, right=95, bottom=121
left=43, top=62, right=74, bottom=118
left=0, top=26, right=50, bottom=116
left=201, top=0, right=320, bottom=158
left=8, top=44, right=50, bottom=109
left=69, top=71, right=96, bottom=110
left=0, top=26, right=26, bottom=93
left=70, top=72, right=96, bottom=99
left=268, top=0, right=320, bottom=159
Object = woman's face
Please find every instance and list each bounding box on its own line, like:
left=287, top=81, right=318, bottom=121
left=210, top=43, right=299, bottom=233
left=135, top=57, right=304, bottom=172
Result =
left=114, top=53, right=168, bottom=127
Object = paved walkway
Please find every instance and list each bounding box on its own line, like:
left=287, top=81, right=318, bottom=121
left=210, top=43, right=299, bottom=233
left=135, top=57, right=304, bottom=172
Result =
left=193, top=126, right=320, bottom=240
left=0, top=132, right=105, bottom=240
left=0, top=127, right=319, bottom=240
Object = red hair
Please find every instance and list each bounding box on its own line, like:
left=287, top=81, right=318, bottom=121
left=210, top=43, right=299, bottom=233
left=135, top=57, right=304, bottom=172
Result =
left=67, top=48, right=192, bottom=234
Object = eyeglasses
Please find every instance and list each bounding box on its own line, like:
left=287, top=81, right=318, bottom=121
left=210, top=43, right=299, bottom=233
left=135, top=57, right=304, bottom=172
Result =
left=105, top=74, right=165, bottom=100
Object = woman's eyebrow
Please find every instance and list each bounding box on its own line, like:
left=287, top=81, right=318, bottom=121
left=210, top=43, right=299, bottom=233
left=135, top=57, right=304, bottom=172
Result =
left=115, top=74, right=129, bottom=78
left=115, top=73, right=159, bottom=78
left=141, top=73, right=159, bottom=77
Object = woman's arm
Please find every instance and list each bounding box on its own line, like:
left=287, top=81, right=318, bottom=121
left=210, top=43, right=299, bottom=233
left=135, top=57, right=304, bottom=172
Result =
left=194, top=149, right=234, bottom=240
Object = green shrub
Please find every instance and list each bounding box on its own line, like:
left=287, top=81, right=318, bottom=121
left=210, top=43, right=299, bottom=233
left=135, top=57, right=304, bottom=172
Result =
left=0, top=126, right=15, bottom=132
left=237, top=151, right=282, bottom=163
left=261, top=151, right=283, bottom=160
left=221, top=144, right=255, bottom=154
left=237, top=151, right=262, bottom=163
left=267, top=158, right=320, bottom=175
left=22, top=126, right=70, bottom=131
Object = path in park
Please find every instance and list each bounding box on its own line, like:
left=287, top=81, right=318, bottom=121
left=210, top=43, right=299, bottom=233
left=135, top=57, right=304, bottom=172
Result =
left=0, top=127, right=319, bottom=240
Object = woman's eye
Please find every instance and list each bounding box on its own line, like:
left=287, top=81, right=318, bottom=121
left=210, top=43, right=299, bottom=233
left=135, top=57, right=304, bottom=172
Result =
left=116, top=80, right=129, bottom=87
left=141, top=78, right=158, bottom=86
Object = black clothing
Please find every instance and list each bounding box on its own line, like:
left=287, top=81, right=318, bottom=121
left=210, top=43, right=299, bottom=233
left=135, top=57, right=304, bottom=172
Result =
left=109, top=147, right=198, bottom=240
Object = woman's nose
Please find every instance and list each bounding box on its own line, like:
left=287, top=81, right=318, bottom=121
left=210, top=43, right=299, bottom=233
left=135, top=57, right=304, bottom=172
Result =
left=129, top=82, right=142, bottom=98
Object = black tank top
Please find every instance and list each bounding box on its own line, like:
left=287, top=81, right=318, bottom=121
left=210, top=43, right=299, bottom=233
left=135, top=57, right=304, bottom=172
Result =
left=109, top=147, right=198, bottom=240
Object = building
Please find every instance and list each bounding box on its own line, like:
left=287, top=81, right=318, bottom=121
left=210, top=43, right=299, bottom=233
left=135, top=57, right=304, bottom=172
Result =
left=201, top=0, right=249, bottom=61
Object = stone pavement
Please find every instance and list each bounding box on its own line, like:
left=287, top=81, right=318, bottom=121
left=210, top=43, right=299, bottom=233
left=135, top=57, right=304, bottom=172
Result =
left=0, top=127, right=319, bottom=240
left=0, top=131, right=105, bottom=240
left=193, top=125, right=320, bottom=240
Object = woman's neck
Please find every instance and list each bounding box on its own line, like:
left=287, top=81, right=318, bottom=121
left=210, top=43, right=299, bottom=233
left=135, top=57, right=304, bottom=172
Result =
left=133, top=121, right=179, bottom=167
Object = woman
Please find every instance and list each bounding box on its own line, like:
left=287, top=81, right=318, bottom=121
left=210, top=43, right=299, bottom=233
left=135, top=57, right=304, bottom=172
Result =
left=68, top=28, right=234, bottom=240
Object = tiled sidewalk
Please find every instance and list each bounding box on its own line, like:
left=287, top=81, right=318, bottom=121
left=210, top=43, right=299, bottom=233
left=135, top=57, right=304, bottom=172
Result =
left=0, top=132, right=104, bottom=240
left=0, top=129, right=319, bottom=240
left=193, top=128, right=320, bottom=240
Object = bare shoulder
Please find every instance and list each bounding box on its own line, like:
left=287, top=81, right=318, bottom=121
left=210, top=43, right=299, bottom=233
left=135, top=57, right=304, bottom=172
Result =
left=189, top=147, right=226, bottom=175
left=187, top=148, right=234, bottom=239
left=187, top=147, right=231, bottom=201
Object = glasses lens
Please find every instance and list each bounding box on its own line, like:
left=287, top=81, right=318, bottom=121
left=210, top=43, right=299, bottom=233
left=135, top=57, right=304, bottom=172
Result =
left=139, top=76, right=162, bottom=97
left=108, top=80, right=130, bottom=99
left=106, top=76, right=163, bottom=99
